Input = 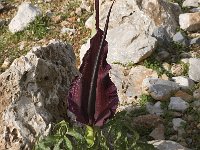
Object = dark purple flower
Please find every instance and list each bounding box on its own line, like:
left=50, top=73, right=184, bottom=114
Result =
left=67, top=0, right=118, bottom=127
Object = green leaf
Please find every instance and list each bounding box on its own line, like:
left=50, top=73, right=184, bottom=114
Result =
left=85, top=125, right=95, bottom=147
left=63, top=136, right=73, bottom=150
left=53, top=139, right=63, bottom=150
left=66, top=130, right=83, bottom=140
left=114, top=131, right=122, bottom=144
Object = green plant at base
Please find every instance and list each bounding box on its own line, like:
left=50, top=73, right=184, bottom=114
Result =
left=34, top=112, right=156, bottom=150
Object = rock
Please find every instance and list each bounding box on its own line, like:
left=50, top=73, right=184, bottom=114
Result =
left=103, top=24, right=158, bottom=64
left=172, top=76, right=195, bottom=90
left=192, top=100, right=200, bottom=108
left=52, top=15, right=63, bottom=23
left=149, top=124, right=165, bottom=140
left=183, top=0, right=200, bottom=8
left=0, top=3, right=4, bottom=11
left=190, top=7, right=200, bottom=13
left=82, top=0, right=181, bottom=64
left=193, top=88, right=200, bottom=99
left=110, top=65, right=158, bottom=108
left=85, top=15, right=93, bottom=29
left=156, top=51, right=170, bottom=61
left=189, top=58, right=200, bottom=82
left=149, top=140, right=190, bottom=150
left=179, top=12, right=200, bottom=32
left=0, top=40, right=78, bottom=149
left=146, top=101, right=163, bottom=116
left=125, top=65, right=158, bottom=99
left=75, top=7, right=82, bottom=16
left=173, top=32, right=189, bottom=46
left=175, top=90, right=193, bottom=102
left=152, top=27, right=171, bottom=46
left=109, top=64, right=127, bottom=106
left=132, top=114, right=162, bottom=129
left=1, top=58, right=10, bottom=69
left=8, top=3, right=41, bottom=33
left=190, top=37, right=200, bottom=45
left=142, top=78, right=180, bottom=101
left=0, top=19, right=5, bottom=27
left=168, top=97, right=189, bottom=112
left=81, top=0, right=91, bottom=12
left=171, top=64, right=184, bottom=76
left=180, top=53, right=191, bottom=59
left=60, top=27, right=75, bottom=35
left=46, top=10, right=53, bottom=17
left=172, top=118, right=186, bottom=131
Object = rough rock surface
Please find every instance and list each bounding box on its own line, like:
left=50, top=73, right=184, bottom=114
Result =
left=149, top=140, right=190, bottom=150
left=183, top=0, right=200, bottom=8
left=179, top=12, right=200, bottom=32
left=149, top=124, right=165, bottom=140
left=142, top=78, right=180, bottom=100
left=173, top=32, right=189, bottom=46
left=9, top=2, right=41, bottom=33
left=189, top=58, right=200, bottom=82
left=0, top=40, right=78, bottom=149
left=109, top=65, right=158, bottom=110
left=190, top=37, right=200, bottom=45
left=172, top=76, right=195, bottom=90
left=125, top=66, right=158, bottom=99
left=172, top=118, right=186, bottom=131
left=81, top=0, right=181, bottom=64
left=168, top=97, right=189, bottom=112
left=146, top=101, right=163, bottom=116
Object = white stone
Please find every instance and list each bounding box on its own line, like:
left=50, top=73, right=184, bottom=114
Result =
left=172, top=76, right=195, bottom=90
left=85, top=15, right=93, bottom=29
left=172, top=118, right=186, bottom=131
left=179, top=12, right=200, bottom=32
left=1, top=58, right=10, bottom=69
left=142, top=78, right=180, bottom=100
left=146, top=101, right=163, bottom=116
left=189, top=58, right=200, bottom=82
left=168, top=97, right=189, bottom=112
left=61, top=27, right=75, bottom=35
left=8, top=2, right=41, bottom=33
left=183, top=0, right=200, bottom=7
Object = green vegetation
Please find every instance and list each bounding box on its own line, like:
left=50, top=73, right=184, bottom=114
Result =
left=0, top=15, right=50, bottom=65
left=181, top=62, right=189, bottom=76
left=0, top=0, right=92, bottom=67
left=139, top=94, right=154, bottom=107
left=34, top=111, right=155, bottom=150
left=143, top=56, right=172, bottom=77
left=113, top=61, right=135, bottom=69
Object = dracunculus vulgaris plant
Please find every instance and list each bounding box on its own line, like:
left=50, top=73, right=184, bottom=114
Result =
left=67, top=0, right=118, bottom=127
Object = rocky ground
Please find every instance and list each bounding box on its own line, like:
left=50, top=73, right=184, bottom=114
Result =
left=0, top=0, right=200, bottom=149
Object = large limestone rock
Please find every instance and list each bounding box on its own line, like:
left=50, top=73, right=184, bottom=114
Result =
left=0, top=40, right=78, bottom=149
left=81, top=0, right=181, bottom=64
left=9, top=2, right=41, bottom=33
left=179, top=12, right=200, bottom=32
